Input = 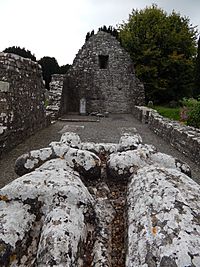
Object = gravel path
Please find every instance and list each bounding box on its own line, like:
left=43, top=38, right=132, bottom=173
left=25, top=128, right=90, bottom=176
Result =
left=0, top=113, right=199, bottom=188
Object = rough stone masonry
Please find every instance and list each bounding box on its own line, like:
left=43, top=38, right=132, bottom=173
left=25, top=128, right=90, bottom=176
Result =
left=62, top=31, right=145, bottom=114
left=0, top=132, right=199, bottom=266
left=133, top=106, right=200, bottom=167
left=46, top=74, right=65, bottom=120
left=0, top=53, right=48, bottom=158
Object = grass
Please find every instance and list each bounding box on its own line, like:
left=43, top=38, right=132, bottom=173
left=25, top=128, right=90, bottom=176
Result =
left=153, top=106, right=180, bottom=121
left=44, top=99, right=49, bottom=107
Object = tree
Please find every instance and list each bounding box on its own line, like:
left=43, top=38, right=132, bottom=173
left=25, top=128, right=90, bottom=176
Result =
left=58, top=64, right=71, bottom=74
left=3, top=46, right=36, bottom=61
left=38, top=57, right=60, bottom=89
left=194, top=36, right=200, bottom=97
left=119, top=5, right=198, bottom=104
left=85, top=26, right=119, bottom=42
left=98, top=25, right=119, bottom=39
left=85, top=30, right=95, bottom=42
left=85, top=32, right=90, bottom=42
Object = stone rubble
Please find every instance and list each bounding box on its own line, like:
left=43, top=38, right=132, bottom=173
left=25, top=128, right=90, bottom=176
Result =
left=0, top=132, right=200, bottom=266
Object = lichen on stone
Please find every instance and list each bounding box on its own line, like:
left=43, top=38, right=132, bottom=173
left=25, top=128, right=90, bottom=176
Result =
left=1, top=132, right=200, bottom=266
left=126, top=166, right=200, bottom=267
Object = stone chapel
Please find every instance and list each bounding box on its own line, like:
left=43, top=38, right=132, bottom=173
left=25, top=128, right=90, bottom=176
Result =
left=61, top=31, right=145, bottom=114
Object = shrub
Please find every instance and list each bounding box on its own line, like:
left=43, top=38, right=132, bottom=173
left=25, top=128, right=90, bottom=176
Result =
left=187, top=101, right=200, bottom=128
left=180, top=97, right=198, bottom=108
left=180, top=106, right=189, bottom=122
left=180, top=98, right=200, bottom=128
left=153, top=106, right=180, bottom=121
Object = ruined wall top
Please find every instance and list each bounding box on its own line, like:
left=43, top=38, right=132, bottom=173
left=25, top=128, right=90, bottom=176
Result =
left=0, top=52, right=47, bottom=156
left=46, top=74, right=66, bottom=120
left=0, top=52, right=42, bottom=73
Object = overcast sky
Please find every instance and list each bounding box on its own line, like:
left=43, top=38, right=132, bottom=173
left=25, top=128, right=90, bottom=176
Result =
left=0, top=0, right=199, bottom=65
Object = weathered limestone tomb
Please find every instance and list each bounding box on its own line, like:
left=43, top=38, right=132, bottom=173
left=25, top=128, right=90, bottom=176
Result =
left=61, top=31, right=145, bottom=114
left=0, top=132, right=200, bottom=266
left=0, top=53, right=47, bottom=157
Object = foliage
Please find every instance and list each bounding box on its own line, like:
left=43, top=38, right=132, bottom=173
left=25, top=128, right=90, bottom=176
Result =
left=98, top=25, right=119, bottom=39
left=153, top=106, right=180, bottom=121
left=187, top=101, right=200, bottom=128
left=58, top=64, right=71, bottom=74
left=38, top=57, right=60, bottom=89
left=180, top=97, right=200, bottom=128
left=118, top=5, right=198, bottom=104
left=44, top=99, right=49, bottom=107
left=85, top=30, right=95, bottom=42
left=38, top=57, right=71, bottom=89
left=179, top=107, right=189, bottom=122
left=3, top=46, right=36, bottom=61
left=194, top=36, right=200, bottom=97
left=180, top=97, right=198, bottom=107
left=85, top=25, right=119, bottom=42
left=152, top=99, right=200, bottom=127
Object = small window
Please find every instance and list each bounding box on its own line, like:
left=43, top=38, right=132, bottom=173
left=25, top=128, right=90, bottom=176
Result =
left=98, top=55, right=109, bottom=69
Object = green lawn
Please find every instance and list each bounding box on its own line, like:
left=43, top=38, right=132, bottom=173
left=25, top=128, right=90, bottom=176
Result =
left=153, top=106, right=180, bottom=121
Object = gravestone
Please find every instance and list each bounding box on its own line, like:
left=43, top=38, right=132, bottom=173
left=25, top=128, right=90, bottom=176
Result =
left=0, top=81, right=9, bottom=93
left=80, top=97, right=86, bottom=115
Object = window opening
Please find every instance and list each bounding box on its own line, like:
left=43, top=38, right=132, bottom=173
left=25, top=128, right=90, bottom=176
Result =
left=98, top=55, right=109, bottom=69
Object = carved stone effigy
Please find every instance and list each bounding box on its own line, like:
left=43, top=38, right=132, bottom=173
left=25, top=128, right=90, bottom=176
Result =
left=15, top=132, right=101, bottom=179
left=126, top=166, right=200, bottom=267
left=0, top=160, right=95, bottom=266
left=107, top=144, right=191, bottom=180
left=0, top=132, right=200, bottom=267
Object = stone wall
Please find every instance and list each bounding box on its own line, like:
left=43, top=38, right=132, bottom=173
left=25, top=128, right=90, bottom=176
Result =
left=63, top=31, right=145, bottom=114
left=133, top=106, right=200, bottom=166
left=46, top=74, right=66, bottom=120
left=0, top=52, right=48, bottom=157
